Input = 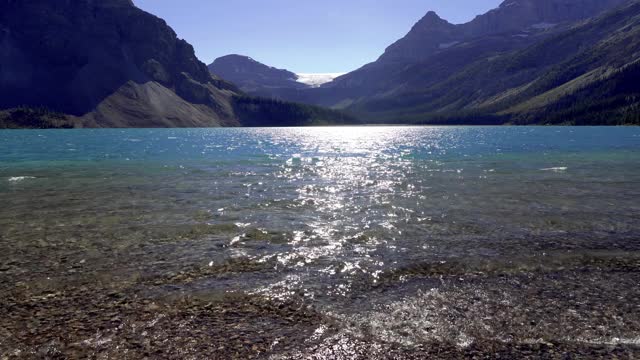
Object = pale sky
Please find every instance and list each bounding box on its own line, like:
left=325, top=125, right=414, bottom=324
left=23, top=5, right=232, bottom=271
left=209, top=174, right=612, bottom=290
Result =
left=134, top=0, right=503, bottom=73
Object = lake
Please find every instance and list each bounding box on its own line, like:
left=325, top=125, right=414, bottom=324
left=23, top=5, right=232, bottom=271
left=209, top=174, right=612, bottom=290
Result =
left=1, top=126, right=639, bottom=358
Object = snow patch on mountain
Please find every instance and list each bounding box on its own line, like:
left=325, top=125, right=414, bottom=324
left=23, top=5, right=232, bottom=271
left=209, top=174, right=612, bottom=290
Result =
left=439, top=41, right=460, bottom=49
left=296, top=73, right=345, bottom=87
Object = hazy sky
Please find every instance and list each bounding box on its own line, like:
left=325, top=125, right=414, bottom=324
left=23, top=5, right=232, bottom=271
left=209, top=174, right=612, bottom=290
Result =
left=134, top=0, right=503, bottom=74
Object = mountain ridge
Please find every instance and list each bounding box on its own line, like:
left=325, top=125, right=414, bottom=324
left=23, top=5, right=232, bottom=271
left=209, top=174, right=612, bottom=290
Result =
left=208, top=54, right=308, bottom=94
left=250, top=0, right=637, bottom=125
left=0, top=0, right=354, bottom=128
left=376, top=0, right=626, bottom=64
left=1, top=0, right=637, bottom=127
left=217, top=0, right=632, bottom=125
left=347, top=0, right=640, bottom=125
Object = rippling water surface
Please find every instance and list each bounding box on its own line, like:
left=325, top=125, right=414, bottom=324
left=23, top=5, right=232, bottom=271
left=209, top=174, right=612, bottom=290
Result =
left=1, top=127, right=640, bottom=357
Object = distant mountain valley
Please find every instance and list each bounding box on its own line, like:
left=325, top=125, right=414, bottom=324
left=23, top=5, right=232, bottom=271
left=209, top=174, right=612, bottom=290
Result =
left=207, top=55, right=343, bottom=95
left=210, top=0, right=640, bottom=125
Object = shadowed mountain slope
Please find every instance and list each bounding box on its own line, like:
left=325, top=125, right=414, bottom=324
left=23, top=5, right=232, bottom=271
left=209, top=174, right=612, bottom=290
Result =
left=0, top=0, right=353, bottom=128
left=208, top=55, right=309, bottom=94
left=264, top=0, right=636, bottom=125
left=351, top=1, right=640, bottom=125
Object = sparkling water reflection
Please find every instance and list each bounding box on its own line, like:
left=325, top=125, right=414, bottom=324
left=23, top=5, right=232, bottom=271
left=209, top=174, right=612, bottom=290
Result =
left=1, top=126, right=640, bottom=354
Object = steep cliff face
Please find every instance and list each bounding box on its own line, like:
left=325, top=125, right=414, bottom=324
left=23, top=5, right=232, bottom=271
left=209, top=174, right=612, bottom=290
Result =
left=0, top=0, right=353, bottom=128
left=0, top=0, right=240, bottom=127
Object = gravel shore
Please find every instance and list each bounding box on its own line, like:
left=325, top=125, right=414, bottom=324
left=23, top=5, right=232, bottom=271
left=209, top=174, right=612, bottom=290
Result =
left=1, top=250, right=639, bottom=359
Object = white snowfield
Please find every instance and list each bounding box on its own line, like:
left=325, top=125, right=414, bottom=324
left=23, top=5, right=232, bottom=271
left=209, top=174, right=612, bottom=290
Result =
left=296, top=73, right=346, bottom=87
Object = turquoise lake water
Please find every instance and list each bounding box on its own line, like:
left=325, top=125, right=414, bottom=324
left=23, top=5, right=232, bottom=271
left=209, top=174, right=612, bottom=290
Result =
left=1, top=126, right=640, bottom=353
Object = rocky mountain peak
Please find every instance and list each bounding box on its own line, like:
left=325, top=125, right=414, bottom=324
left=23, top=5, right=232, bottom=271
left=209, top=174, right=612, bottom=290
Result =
left=465, top=0, right=627, bottom=36
left=0, top=0, right=241, bottom=126
left=376, top=0, right=626, bottom=64
left=0, top=0, right=359, bottom=128
left=413, top=11, right=453, bottom=30
left=422, top=11, right=443, bottom=23
left=378, top=10, right=458, bottom=63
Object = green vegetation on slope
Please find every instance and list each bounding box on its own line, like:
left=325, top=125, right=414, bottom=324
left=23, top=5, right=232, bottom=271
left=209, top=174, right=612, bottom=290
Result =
left=232, top=96, right=361, bottom=127
left=511, top=60, right=640, bottom=125
left=0, top=107, right=77, bottom=129
left=0, top=100, right=360, bottom=129
left=347, top=1, right=640, bottom=125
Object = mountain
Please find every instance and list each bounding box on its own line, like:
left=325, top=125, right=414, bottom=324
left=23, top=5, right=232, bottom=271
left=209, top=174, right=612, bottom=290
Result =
left=0, top=0, right=354, bottom=128
left=317, top=0, right=627, bottom=104
left=208, top=55, right=309, bottom=95
left=377, top=0, right=627, bottom=64
left=271, top=0, right=636, bottom=125
left=208, top=55, right=346, bottom=104
left=2, top=0, right=635, bottom=127
left=348, top=0, right=640, bottom=125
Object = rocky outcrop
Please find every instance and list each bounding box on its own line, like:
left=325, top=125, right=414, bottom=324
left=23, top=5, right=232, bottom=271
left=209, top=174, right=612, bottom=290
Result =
left=0, top=0, right=243, bottom=127
left=81, top=81, right=239, bottom=128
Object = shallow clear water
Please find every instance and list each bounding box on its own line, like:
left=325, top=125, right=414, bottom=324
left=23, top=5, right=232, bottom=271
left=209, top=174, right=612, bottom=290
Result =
left=1, top=126, right=640, bottom=355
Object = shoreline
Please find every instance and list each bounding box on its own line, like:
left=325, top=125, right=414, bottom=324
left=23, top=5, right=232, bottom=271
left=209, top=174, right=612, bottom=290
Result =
left=2, top=248, right=639, bottom=358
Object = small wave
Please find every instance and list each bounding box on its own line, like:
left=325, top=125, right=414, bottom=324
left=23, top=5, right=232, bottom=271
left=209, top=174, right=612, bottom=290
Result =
left=7, top=176, right=36, bottom=182
left=541, top=167, right=568, bottom=172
